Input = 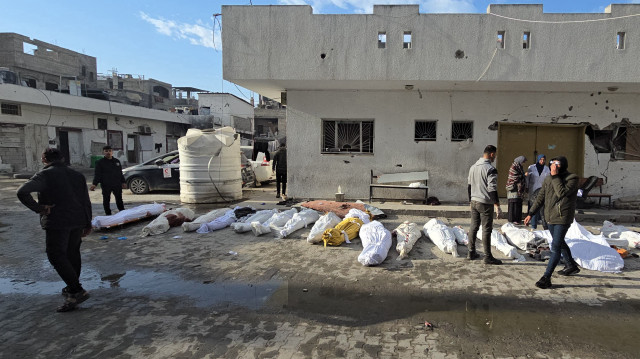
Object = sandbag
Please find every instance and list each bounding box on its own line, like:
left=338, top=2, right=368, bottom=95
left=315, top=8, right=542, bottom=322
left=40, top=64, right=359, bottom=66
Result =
left=230, top=209, right=278, bottom=233
left=322, top=217, right=364, bottom=247
left=272, top=209, right=320, bottom=238
left=307, top=212, right=342, bottom=244
left=358, top=221, right=392, bottom=266
left=344, top=208, right=371, bottom=224
left=141, top=208, right=195, bottom=237
left=477, top=229, right=523, bottom=260
left=196, top=208, right=236, bottom=233
left=450, top=226, right=469, bottom=246
left=393, top=221, right=422, bottom=260
left=422, top=219, right=459, bottom=257
left=183, top=208, right=228, bottom=232
left=92, top=203, right=166, bottom=228
left=501, top=222, right=535, bottom=250
left=252, top=208, right=297, bottom=236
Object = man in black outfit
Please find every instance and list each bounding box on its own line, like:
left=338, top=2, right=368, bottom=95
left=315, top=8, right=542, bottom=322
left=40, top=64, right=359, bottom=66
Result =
left=272, top=143, right=287, bottom=198
left=90, top=145, right=126, bottom=215
left=17, top=148, right=92, bottom=312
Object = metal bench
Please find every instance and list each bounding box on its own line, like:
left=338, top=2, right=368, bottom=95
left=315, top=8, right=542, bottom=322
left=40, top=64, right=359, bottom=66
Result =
left=369, top=170, right=429, bottom=204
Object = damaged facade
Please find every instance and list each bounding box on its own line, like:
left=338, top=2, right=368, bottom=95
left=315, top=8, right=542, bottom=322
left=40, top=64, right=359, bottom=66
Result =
left=222, top=4, right=640, bottom=203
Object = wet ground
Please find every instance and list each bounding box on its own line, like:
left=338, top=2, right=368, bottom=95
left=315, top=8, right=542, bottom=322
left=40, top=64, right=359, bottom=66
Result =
left=1, top=174, right=640, bottom=358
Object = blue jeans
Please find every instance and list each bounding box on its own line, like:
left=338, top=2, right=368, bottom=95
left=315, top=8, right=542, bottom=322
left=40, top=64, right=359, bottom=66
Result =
left=528, top=201, right=545, bottom=229
left=544, top=224, right=577, bottom=278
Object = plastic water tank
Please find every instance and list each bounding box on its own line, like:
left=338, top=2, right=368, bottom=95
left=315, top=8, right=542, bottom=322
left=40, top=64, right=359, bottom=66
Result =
left=178, top=127, right=242, bottom=203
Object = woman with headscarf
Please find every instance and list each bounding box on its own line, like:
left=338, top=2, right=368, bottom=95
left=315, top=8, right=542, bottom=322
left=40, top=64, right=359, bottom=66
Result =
left=506, top=156, right=527, bottom=224
left=527, top=154, right=551, bottom=229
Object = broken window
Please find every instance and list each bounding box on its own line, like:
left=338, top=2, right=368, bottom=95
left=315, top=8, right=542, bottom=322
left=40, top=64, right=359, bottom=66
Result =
left=617, top=32, right=625, bottom=50
left=523, top=32, right=530, bottom=49
left=1, top=103, right=21, bottom=116
left=612, top=125, right=640, bottom=160
left=23, top=42, right=37, bottom=55
left=118, top=81, right=124, bottom=90
left=107, top=130, right=123, bottom=150
left=451, top=121, right=473, bottom=141
left=45, top=82, right=59, bottom=91
left=22, top=78, right=36, bottom=88
left=322, top=119, right=374, bottom=154
left=415, top=120, right=437, bottom=141
left=378, top=32, right=386, bottom=49
left=497, top=31, right=505, bottom=49
left=403, top=31, right=412, bottom=49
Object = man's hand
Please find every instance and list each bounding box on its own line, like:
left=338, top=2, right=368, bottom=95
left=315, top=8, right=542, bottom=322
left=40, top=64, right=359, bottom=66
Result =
left=39, top=204, right=55, bottom=215
left=90, top=185, right=96, bottom=191
left=494, top=204, right=503, bottom=219
left=82, top=227, right=92, bottom=237
left=524, top=215, right=532, bottom=226
left=550, top=163, right=559, bottom=176
left=121, top=183, right=127, bottom=189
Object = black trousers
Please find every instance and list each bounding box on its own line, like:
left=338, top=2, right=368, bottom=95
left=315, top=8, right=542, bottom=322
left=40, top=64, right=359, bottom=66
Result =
left=45, top=227, right=83, bottom=293
left=468, top=201, right=494, bottom=257
left=102, top=186, right=124, bottom=215
left=508, top=198, right=523, bottom=223
left=276, top=171, right=287, bottom=195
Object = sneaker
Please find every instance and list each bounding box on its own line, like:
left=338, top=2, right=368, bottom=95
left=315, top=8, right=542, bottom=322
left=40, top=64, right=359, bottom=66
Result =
left=483, top=256, right=503, bottom=265
left=535, top=276, right=552, bottom=289
left=467, top=251, right=480, bottom=260
left=558, top=266, right=580, bottom=276
left=61, top=286, right=70, bottom=297
left=56, top=290, right=90, bottom=313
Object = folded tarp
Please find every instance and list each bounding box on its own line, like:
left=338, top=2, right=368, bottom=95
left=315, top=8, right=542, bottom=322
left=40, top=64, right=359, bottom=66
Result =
left=230, top=209, right=279, bottom=233
left=92, top=203, right=166, bottom=229
left=501, top=222, right=536, bottom=250
left=252, top=208, right=297, bottom=236
left=300, top=200, right=366, bottom=218
left=422, top=219, right=459, bottom=257
left=272, top=209, right=321, bottom=238
left=307, top=212, right=342, bottom=244
left=533, top=220, right=624, bottom=273
left=358, top=221, right=392, bottom=266
left=393, top=221, right=422, bottom=260
left=322, top=217, right=363, bottom=247
left=183, top=208, right=228, bottom=232
left=141, top=208, right=195, bottom=237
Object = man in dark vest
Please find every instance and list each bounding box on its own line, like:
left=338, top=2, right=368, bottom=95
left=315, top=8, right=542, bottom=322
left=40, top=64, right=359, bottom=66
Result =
left=272, top=143, right=287, bottom=198
left=90, top=145, right=126, bottom=215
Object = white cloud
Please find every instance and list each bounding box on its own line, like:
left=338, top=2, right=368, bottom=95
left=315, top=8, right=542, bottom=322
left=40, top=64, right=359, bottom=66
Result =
left=278, top=0, right=476, bottom=13
left=139, top=12, right=220, bottom=50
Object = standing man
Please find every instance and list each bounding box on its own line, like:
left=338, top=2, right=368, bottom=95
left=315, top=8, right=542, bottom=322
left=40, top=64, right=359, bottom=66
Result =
left=90, top=145, right=126, bottom=215
left=524, top=156, right=580, bottom=289
left=467, top=145, right=503, bottom=265
left=272, top=142, right=287, bottom=198
left=17, top=148, right=92, bottom=312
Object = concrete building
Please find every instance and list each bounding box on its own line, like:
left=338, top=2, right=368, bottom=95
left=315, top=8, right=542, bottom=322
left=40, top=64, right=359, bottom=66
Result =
left=197, top=92, right=254, bottom=143
left=254, top=96, right=286, bottom=138
left=97, top=72, right=176, bottom=111
left=222, top=4, right=640, bottom=203
left=0, top=33, right=97, bottom=93
left=0, top=84, right=189, bottom=172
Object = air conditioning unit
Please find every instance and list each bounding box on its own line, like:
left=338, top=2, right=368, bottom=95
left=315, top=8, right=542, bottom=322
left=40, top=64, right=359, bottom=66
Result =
left=138, top=125, right=151, bottom=134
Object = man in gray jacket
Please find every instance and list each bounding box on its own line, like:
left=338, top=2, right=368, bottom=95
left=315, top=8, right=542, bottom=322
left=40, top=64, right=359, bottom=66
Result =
left=467, top=145, right=503, bottom=264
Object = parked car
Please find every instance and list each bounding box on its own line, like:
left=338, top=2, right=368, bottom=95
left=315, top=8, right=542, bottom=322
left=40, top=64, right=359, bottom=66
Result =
left=123, top=151, right=180, bottom=194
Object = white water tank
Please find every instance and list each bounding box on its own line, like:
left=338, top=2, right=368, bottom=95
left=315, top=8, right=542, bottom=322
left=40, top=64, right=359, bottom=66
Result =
left=178, top=127, right=242, bottom=203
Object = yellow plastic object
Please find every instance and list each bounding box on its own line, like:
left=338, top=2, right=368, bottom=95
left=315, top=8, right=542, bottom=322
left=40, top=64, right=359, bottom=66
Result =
left=322, top=217, right=364, bottom=247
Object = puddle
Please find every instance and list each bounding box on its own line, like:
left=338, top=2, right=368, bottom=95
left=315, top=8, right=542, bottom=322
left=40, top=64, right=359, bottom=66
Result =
left=0, top=269, right=284, bottom=310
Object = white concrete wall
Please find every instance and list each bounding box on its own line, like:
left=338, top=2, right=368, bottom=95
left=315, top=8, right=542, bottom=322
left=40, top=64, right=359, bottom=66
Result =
left=287, top=89, right=640, bottom=202
left=198, top=93, right=253, bottom=129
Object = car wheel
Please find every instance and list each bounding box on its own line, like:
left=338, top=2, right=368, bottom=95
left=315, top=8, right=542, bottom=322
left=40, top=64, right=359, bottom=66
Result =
left=128, top=177, right=150, bottom=194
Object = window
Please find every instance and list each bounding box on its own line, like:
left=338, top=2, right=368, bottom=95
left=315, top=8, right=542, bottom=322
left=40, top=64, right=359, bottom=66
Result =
left=81, top=65, right=86, bottom=76
left=118, top=81, right=123, bottom=89
left=523, top=32, right=530, bottom=49
left=23, top=42, right=37, bottom=55
left=617, top=32, right=625, bottom=50
left=378, top=32, right=386, bottom=49
left=612, top=125, right=640, bottom=160
left=97, top=118, right=108, bottom=130
left=45, top=82, right=59, bottom=91
left=414, top=120, right=437, bottom=141
left=451, top=121, right=473, bottom=141
left=497, top=31, right=505, bottom=49
left=322, top=119, right=374, bottom=154
left=403, top=31, right=412, bottom=49
left=23, top=78, right=36, bottom=88
left=1, top=103, right=21, bottom=116
left=107, top=130, right=123, bottom=150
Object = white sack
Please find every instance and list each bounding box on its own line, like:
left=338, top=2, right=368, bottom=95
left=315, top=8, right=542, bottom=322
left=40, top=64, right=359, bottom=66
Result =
left=307, top=212, right=342, bottom=244
left=601, top=220, right=640, bottom=248
left=620, top=231, right=640, bottom=249
left=183, top=208, right=229, bottom=232
left=92, top=203, right=165, bottom=228
left=450, top=226, right=469, bottom=246
left=344, top=208, right=371, bottom=224
left=423, top=219, right=459, bottom=257
left=196, top=209, right=236, bottom=233
left=534, top=220, right=624, bottom=273
left=141, top=208, right=195, bottom=237
left=358, top=221, right=392, bottom=266
left=230, top=209, right=279, bottom=233
left=477, top=230, right=522, bottom=259
left=501, top=222, right=536, bottom=250
left=252, top=208, right=297, bottom=236
left=272, top=209, right=321, bottom=238
left=394, top=221, right=422, bottom=259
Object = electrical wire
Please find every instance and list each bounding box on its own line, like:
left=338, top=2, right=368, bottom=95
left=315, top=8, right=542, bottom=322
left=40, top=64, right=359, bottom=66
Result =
left=35, top=89, right=53, bottom=126
left=476, top=47, right=498, bottom=82
left=488, top=11, right=640, bottom=24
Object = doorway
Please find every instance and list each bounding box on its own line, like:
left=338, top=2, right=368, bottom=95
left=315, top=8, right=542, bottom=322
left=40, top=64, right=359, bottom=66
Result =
left=127, top=134, right=139, bottom=164
left=497, top=123, right=585, bottom=197
left=58, top=129, right=83, bottom=165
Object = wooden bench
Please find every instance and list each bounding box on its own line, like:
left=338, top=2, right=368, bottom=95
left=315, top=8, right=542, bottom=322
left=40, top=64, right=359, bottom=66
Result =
left=578, top=177, right=612, bottom=209
left=369, top=170, right=429, bottom=204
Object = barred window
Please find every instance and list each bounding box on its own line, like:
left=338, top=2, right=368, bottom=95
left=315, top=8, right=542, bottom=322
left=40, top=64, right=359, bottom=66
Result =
left=415, top=120, right=437, bottom=141
left=322, top=119, right=374, bottom=154
left=451, top=121, right=473, bottom=141
left=1, top=103, right=21, bottom=116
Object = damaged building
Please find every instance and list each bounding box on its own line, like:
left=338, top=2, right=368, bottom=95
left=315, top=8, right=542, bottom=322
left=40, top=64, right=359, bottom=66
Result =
left=222, top=3, right=640, bottom=204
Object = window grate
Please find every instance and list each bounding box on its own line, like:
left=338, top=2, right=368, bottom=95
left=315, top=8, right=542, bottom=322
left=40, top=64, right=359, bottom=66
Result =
left=1, top=103, right=21, bottom=116
left=415, top=120, right=437, bottom=141
left=451, top=121, right=473, bottom=141
left=323, top=120, right=374, bottom=153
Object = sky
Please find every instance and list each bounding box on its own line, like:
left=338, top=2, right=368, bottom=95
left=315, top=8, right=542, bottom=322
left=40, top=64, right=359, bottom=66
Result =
left=1, top=0, right=639, bottom=102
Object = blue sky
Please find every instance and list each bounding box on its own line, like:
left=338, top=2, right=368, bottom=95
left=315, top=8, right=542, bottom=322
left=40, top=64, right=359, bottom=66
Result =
left=1, top=0, right=638, bottom=102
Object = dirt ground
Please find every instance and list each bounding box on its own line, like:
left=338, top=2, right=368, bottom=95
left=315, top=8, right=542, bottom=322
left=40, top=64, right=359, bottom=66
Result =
left=1, top=174, right=640, bottom=359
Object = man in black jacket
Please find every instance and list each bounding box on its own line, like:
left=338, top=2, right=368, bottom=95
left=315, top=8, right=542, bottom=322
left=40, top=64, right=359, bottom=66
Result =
left=17, top=148, right=92, bottom=312
left=90, top=145, right=126, bottom=215
left=272, top=143, right=287, bottom=198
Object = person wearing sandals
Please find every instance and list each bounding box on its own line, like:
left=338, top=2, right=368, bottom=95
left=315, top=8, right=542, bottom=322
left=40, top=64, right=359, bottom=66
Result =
left=505, top=156, right=527, bottom=224
left=17, top=148, right=92, bottom=312
left=524, top=156, right=580, bottom=289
